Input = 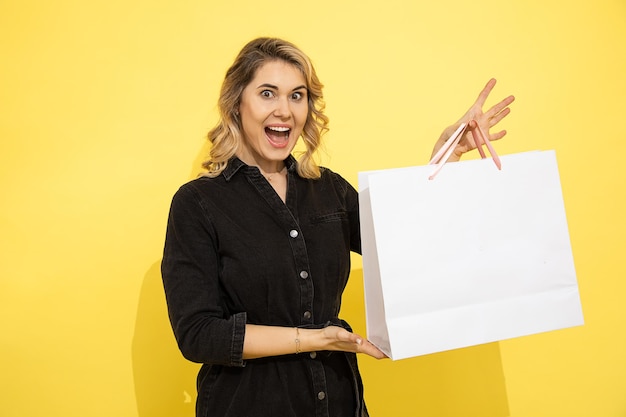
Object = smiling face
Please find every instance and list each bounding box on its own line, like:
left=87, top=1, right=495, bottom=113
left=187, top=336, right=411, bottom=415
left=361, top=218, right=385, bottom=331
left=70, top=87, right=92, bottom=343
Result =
left=236, top=60, right=309, bottom=173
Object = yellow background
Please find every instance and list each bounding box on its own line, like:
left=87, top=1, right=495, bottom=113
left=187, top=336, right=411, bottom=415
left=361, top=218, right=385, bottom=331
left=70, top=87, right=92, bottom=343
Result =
left=1, top=0, right=624, bottom=416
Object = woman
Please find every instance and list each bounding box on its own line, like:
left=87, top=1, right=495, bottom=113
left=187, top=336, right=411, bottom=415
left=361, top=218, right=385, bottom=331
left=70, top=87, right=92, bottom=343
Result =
left=161, top=37, right=514, bottom=417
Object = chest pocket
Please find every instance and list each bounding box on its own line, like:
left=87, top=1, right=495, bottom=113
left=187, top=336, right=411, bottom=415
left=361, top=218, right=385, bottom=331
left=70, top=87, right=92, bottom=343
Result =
left=309, top=210, right=349, bottom=225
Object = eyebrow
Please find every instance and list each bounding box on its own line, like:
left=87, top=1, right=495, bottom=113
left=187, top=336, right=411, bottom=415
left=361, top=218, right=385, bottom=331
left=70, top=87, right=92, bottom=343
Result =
left=257, top=83, right=307, bottom=92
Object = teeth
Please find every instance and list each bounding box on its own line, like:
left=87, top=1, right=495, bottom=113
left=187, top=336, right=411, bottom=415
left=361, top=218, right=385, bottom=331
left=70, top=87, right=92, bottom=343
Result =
left=267, top=126, right=290, bottom=132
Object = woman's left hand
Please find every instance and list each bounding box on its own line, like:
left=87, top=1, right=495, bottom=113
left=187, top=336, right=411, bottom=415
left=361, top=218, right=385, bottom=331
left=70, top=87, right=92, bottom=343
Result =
left=431, top=78, right=515, bottom=162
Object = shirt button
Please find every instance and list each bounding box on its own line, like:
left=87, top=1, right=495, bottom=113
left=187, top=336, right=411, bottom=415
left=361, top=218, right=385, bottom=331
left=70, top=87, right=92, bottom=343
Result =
left=289, top=229, right=299, bottom=238
left=309, top=352, right=317, bottom=359
left=299, top=270, right=309, bottom=279
left=317, top=391, right=326, bottom=400
left=303, top=311, right=311, bottom=319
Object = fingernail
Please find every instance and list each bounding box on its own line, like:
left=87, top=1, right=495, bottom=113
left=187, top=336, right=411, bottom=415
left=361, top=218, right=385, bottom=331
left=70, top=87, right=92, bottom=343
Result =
left=356, top=338, right=362, bottom=345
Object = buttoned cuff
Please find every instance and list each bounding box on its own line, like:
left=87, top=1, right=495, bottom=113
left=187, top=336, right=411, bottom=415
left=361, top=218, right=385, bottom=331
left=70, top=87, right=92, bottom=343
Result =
left=230, top=311, right=247, bottom=367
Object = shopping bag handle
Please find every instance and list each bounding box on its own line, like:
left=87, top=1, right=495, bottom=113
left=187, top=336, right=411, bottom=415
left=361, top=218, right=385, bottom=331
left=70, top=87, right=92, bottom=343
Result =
left=428, top=121, right=501, bottom=180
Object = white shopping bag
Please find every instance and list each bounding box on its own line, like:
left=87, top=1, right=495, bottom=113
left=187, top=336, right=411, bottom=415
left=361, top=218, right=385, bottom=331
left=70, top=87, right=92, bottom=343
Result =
left=358, top=150, right=584, bottom=360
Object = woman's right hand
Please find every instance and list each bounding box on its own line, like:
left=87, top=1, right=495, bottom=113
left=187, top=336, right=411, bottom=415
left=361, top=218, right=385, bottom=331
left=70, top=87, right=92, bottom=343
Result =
left=320, top=326, right=388, bottom=359
left=243, top=324, right=387, bottom=360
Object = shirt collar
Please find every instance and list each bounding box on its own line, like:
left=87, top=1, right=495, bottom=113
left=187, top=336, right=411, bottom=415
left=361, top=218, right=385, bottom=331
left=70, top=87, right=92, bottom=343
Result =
left=222, top=154, right=297, bottom=181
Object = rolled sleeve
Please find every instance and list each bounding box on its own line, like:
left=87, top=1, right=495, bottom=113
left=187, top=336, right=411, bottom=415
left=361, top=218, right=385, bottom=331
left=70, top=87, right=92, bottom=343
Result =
left=161, top=184, right=247, bottom=367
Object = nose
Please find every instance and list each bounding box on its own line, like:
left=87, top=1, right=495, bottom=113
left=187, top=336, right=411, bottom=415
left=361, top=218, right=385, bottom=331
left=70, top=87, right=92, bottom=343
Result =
left=273, top=96, right=291, bottom=118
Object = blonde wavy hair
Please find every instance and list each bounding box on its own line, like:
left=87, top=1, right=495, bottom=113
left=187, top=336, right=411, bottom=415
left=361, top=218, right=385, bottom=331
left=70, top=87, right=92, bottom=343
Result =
left=203, top=37, right=329, bottom=179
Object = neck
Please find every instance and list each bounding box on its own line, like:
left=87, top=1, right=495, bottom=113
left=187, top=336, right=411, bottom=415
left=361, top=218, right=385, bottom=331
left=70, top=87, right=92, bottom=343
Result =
left=235, top=152, right=286, bottom=176
left=260, top=165, right=286, bottom=180
left=260, top=164, right=285, bottom=174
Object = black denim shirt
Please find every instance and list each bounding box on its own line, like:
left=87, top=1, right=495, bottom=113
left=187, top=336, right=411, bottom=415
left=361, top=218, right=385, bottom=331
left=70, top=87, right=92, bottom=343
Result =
left=161, top=156, right=368, bottom=417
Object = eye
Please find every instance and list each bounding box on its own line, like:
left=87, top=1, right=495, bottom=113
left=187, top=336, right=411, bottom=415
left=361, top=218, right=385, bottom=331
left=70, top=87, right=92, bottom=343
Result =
left=260, top=90, right=274, bottom=98
left=291, top=91, right=306, bottom=101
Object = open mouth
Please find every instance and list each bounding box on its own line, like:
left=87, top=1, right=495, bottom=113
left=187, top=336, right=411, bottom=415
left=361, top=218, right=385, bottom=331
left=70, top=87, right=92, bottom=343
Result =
left=265, top=126, right=291, bottom=148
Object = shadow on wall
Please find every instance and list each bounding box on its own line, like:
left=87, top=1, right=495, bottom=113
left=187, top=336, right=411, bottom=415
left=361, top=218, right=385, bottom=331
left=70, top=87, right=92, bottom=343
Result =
left=132, top=261, right=199, bottom=417
left=346, top=269, right=510, bottom=417
left=400, top=342, right=510, bottom=416
left=130, top=126, right=210, bottom=416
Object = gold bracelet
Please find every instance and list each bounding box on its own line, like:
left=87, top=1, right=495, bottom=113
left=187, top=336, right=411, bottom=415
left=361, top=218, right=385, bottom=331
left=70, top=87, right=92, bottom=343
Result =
left=295, top=327, right=301, bottom=354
